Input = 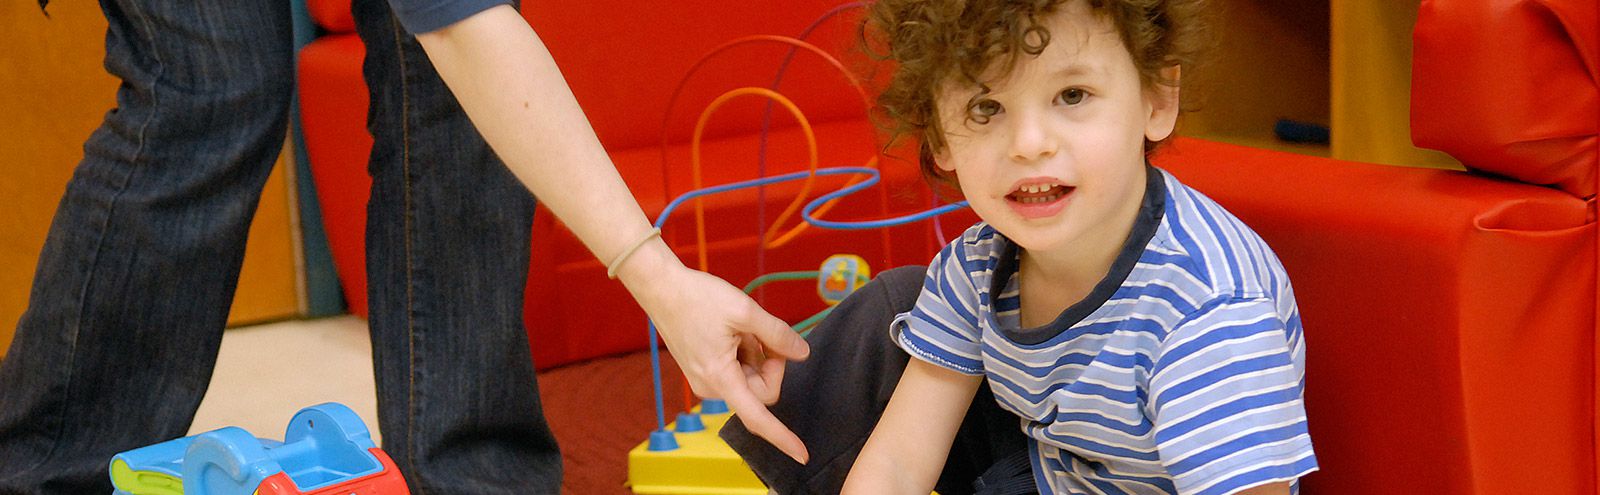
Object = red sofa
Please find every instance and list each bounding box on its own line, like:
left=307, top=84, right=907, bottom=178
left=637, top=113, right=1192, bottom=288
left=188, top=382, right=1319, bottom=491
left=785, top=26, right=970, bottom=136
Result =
left=296, top=1, right=1597, bottom=493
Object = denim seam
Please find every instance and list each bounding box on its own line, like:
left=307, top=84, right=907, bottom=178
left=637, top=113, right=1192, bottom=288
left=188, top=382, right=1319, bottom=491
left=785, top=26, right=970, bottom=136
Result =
left=24, top=0, right=164, bottom=476
left=389, top=16, right=424, bottom=495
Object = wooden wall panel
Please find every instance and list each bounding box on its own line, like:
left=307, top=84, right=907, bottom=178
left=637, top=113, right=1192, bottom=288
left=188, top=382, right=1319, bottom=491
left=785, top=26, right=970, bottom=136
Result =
left=1330, top=0, right=1461, bottom=169
left=1185, top=0, right=1333, bottom=157
left=0, top=2, right=302, bottom=359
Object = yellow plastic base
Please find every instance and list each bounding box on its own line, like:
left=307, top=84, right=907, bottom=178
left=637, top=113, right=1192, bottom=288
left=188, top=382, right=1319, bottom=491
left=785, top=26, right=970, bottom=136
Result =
left=627, top=408, right=767, bottom=495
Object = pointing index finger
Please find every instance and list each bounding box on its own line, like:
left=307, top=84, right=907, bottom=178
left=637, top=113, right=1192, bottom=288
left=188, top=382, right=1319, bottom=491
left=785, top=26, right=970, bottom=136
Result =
left=717, top=366, right=809, bottom=464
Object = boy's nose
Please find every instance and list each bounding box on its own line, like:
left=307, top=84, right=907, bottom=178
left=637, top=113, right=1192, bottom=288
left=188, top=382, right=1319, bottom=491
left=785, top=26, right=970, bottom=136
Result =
left=1007, top=114, right=1059, bottom=163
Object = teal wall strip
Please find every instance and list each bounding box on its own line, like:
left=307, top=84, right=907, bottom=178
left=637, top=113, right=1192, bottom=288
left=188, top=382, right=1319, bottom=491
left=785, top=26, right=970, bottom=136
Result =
left=291, top=0, right=348, bottom=316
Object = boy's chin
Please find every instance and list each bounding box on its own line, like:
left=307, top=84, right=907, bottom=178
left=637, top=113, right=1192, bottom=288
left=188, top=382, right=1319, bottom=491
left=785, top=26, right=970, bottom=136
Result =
left=992, top=222, right=1074, bottom=253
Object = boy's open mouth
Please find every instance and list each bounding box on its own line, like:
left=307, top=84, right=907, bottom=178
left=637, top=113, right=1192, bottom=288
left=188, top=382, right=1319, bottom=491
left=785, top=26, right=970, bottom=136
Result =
left=1005, top=181, right=1073, bottom=219
left=1006, top=183, right=1072, bottom=204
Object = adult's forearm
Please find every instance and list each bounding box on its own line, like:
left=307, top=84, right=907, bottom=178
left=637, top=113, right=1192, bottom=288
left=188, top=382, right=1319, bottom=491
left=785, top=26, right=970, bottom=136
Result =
left=414, top=5, right=665, bottom=278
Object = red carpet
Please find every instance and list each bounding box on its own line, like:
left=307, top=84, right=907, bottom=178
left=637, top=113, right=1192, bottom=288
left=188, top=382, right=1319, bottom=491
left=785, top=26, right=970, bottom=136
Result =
left=538, top=351, right=691, bottom=494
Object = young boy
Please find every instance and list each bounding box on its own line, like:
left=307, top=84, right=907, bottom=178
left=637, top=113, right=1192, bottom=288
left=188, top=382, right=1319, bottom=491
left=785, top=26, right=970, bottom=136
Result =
left=723, top=1, right=1316, bottom=494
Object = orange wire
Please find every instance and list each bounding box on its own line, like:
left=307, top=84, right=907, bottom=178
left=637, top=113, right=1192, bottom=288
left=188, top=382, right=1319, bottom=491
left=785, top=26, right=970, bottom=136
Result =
left=685, top=86, right=823, bottom=411
left=691, top=87, right=821, bottom=271
left=656, top=35, right=890, bottom=254
left=659, top=35, right=873, bottom=175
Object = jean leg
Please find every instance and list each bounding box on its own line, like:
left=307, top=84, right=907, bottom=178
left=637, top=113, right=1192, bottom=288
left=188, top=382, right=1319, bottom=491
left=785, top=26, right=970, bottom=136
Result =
left=351, top=1, right=560, bottom=493
left=0, top=0, right=293, bottom=493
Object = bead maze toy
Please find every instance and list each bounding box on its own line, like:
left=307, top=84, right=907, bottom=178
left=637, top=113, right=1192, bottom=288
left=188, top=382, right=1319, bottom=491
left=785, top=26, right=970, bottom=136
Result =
left=624, top=3, right=972, bottom=490
left=626, top=7, right=968, bottom=492
left=110, top=402, right=408, bottom=495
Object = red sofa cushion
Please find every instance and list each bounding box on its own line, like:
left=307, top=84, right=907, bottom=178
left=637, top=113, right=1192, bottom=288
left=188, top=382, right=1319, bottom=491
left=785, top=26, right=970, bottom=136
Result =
left=1156, top=138, right=1594, bottom=494
left=304, top=0, right=877, bottom=148
left=1411, top=0, right=1598, bottom=197
left=306, top=0, right=356, bottom=33
left=298, top=34, right=372, bottom=316
left=296, top=28, right=962, bottom=368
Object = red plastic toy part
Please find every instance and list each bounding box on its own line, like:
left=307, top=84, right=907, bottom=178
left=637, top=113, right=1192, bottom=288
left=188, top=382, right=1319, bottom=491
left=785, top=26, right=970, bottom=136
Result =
left=255, top=448, right=409, bottom=495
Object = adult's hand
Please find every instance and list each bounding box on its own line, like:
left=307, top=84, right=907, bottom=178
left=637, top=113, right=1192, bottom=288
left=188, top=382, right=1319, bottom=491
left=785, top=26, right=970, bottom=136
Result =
left=616, top=243, right=812, bottom=464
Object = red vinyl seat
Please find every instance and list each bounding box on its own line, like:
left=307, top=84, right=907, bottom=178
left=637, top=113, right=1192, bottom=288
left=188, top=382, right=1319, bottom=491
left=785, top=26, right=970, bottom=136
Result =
left=1154, top=138, right=1592, bottom=494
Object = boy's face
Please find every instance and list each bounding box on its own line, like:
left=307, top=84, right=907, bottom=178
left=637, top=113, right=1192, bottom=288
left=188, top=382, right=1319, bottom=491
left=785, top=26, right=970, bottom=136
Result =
left=932, top=0, right=1179, bottom=255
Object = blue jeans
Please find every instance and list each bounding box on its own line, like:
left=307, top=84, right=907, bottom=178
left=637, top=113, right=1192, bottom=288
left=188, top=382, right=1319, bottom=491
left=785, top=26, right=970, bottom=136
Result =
left=0, top=0, right=561, bottom=493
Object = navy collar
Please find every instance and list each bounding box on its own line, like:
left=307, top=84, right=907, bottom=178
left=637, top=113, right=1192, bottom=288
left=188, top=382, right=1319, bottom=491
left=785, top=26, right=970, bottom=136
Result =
left=991, top=165, right=1167, bottom=345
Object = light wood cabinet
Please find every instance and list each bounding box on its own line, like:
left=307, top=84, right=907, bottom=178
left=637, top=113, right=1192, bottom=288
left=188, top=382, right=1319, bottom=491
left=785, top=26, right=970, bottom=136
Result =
left=0, top=2, right=302, bottom=359
left=1187, top=0, right=1462, bottom=169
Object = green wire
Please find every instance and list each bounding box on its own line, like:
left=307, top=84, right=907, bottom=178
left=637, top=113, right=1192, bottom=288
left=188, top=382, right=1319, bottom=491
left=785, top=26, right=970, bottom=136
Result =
left=741, top=269, right=869, bottom=336
left=794, top=307, right=833, bottom=338
left=743, top=271, right=820, bottom=294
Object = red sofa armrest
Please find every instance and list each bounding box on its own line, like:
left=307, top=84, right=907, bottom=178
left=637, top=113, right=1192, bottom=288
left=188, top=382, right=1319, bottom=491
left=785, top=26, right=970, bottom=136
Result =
left=1155, top=137, right=1594, bottom=494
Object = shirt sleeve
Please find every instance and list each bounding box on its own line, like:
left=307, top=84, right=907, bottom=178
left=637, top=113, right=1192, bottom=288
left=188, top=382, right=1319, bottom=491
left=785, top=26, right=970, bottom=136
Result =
left=387, top=0, right=513, bottom=34
left=890, top=241, right=985, bottom=376
left=1149, top=296, right=1318, bottom=495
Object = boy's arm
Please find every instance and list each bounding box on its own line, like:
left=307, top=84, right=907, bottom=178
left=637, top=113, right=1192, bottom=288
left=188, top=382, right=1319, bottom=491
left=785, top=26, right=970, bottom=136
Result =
left=1235, top=482, right=1292, bottom=495
left=411, top=6, right=810, bottom=462
left=843, top=359, right=983, bottom=494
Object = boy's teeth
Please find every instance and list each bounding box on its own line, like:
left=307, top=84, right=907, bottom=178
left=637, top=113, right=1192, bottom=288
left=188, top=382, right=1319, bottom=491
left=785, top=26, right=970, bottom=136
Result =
left=1017, top=191, right=1063, bottom=204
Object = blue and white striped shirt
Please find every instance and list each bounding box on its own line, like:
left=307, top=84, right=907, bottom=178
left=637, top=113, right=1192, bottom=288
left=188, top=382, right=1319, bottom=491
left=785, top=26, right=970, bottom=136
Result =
left=893, top=167, right=1317, bottom=495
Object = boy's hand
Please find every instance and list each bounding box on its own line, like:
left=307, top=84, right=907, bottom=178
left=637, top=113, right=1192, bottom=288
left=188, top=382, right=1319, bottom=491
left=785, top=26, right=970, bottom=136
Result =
left=617, top=241, right=812, bottom=464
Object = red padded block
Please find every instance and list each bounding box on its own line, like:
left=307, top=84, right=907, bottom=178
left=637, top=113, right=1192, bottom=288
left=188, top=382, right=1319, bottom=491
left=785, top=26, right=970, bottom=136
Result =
left=523, top=0, right=877, bottom=150
left=1155, top=138, right=1594, bottom=495
left=306, top=0, right=355, bottom=33
left=295, top=27, right=963, bottom=367
left=1412, top=0, right=1598, bottom=197
left=309, top=0, right=875, bottom=148
left=298, top=34, right=373, bottom=317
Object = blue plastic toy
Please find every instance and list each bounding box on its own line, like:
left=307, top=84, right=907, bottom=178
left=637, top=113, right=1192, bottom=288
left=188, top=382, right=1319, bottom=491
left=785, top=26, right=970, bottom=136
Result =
left=110, top=402, right=409, bottom=495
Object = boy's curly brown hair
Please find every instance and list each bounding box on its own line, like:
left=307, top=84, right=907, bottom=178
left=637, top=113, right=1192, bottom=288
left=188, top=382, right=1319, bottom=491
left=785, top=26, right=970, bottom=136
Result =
left=862, top=0, right=1210, bottom=193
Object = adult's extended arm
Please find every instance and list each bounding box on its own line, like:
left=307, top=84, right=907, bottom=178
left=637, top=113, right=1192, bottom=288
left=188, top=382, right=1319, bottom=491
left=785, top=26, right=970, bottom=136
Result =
left=413, top=5, right=810, bottom=463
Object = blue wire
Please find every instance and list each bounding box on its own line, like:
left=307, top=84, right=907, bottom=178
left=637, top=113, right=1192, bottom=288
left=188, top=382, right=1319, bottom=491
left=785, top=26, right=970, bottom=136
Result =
left=644, top=166, right=967, bottom=434
left=800, top=171, right=969, bottom=229
left=647, top=320, right=668, bottom=434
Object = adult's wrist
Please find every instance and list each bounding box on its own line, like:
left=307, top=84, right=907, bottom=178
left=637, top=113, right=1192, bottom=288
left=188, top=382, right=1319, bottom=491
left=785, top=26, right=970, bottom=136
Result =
left=614, top=238, right=685, bottom=300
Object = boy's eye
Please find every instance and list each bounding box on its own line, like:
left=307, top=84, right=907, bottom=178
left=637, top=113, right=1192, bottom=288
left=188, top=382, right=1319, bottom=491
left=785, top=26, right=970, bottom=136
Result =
left=1057, top=88, right=1086, bottom=105
left=968, top=99, right=1003, bottom=122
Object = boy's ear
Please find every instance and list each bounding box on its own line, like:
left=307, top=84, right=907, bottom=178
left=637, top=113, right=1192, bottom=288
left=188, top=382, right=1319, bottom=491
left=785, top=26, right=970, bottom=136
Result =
left=933, top=148, right=957, bottom=172
left=1144, top=65, right=1182, bottom=142
left=920, top=140, right=958, bottom=173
